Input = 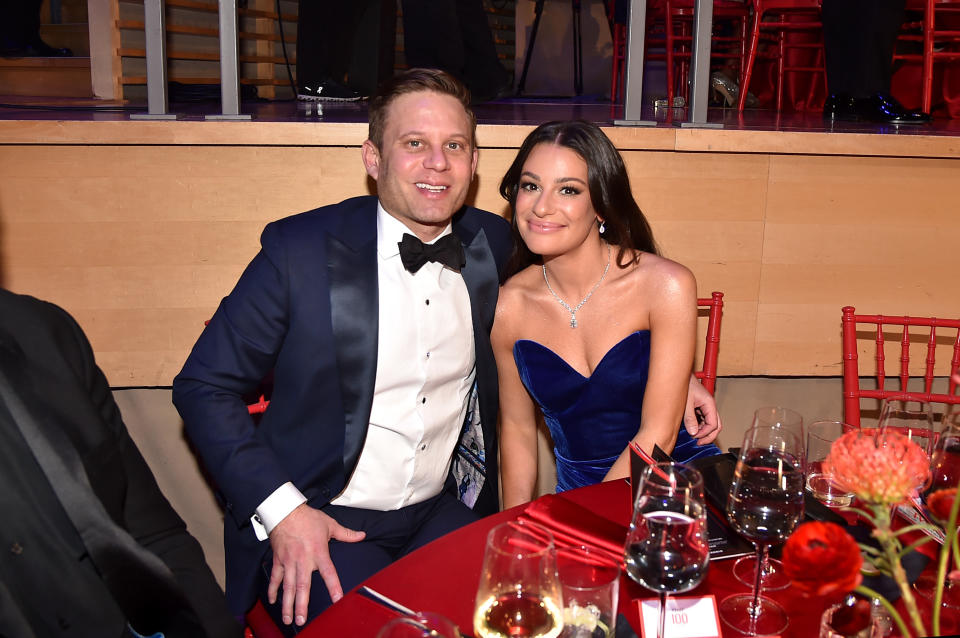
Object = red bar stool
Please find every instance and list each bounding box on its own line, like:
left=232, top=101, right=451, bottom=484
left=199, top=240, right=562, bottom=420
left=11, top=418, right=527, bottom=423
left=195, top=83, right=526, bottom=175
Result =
left=608, top=0, right=749, bottom=108
left=894, top=0, right=960, bottom=113
left=737, top=0, right=827, bottom=111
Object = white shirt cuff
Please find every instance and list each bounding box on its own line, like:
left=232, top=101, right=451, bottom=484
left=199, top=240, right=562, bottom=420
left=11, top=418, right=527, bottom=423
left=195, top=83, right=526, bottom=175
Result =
left=251, top=482, right=307, bottom=541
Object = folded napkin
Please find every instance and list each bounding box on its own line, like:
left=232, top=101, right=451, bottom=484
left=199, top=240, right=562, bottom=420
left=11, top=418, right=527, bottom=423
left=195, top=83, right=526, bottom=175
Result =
left=520, top=494, right=628, bottom=566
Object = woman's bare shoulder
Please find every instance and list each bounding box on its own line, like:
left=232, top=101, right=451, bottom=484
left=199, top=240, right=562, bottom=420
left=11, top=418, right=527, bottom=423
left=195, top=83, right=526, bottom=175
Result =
left=496, top=265, right=543, bottom=328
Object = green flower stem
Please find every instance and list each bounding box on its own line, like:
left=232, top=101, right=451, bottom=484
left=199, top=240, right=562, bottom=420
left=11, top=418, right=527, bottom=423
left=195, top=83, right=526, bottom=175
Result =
left=855, top=584, right=911, bottom=638
left=933, top=487, right=960, bottom=636
left=872, top=505, right=927, bottom=637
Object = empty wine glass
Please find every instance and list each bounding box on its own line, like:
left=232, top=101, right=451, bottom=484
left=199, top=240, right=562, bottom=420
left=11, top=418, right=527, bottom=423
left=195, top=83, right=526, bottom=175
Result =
left=732, top=406, right=804, bottom=591
left=624, top=462, right=709, bottom=638
left=913, top=403, right=960, bottom=609
left=719, top=424, right=805, bottom=636
left=473, top=520, right=563, bottom=638
left=876, top=395, right=935, bottom=456
left=377, top=612, right=462, bottom=637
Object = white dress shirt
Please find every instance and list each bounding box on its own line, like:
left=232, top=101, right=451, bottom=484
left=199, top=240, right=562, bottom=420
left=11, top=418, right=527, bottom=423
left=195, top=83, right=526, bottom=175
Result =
left=251, top=203, right=475, bottom=538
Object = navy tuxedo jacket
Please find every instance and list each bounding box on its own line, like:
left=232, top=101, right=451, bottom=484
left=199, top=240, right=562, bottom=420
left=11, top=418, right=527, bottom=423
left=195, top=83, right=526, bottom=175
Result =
left=173, top=196, right=513, bottom=614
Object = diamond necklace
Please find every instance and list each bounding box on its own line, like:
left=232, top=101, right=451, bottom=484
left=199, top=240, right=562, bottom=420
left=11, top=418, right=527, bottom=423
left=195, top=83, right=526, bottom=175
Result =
left=542, top=243, right=611, bottom=328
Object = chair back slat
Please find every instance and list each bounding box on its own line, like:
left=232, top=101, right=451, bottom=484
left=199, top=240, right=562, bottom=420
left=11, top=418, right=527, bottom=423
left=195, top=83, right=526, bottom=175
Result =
left=876, top=323, right=886, bottom=391
left=841, top=306, right=960, bottom=427
left=925, top=326, right=937, bottom=394
left=694, top=291, right=724, bottom=395
left=900, top=322, right=911, bottom=392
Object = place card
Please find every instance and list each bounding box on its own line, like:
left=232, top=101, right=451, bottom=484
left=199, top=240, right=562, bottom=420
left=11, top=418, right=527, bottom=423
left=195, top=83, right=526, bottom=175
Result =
left=636, top=595, right=721, bottom=638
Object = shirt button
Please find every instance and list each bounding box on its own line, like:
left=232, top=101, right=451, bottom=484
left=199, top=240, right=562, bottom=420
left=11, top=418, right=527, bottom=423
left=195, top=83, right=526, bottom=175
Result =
left=421, top=397, right=426, bottom=404
left=425, top=352, right=431, bottom=359
left=425, top=299, right=430, bottom=305
left=421, top=444, right=427, bottom=451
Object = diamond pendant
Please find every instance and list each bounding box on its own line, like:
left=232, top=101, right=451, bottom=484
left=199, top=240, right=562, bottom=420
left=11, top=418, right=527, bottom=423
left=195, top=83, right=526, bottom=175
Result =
left=570, top=315, right=577, bottom=328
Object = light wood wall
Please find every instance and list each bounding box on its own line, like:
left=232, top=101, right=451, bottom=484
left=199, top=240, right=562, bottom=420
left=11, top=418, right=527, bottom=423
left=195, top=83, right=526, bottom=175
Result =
left=1, top=121, right=959, bottom=386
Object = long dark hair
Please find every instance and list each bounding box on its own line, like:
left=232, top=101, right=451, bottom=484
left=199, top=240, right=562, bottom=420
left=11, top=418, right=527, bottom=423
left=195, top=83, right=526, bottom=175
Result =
left=499, top=120, right=658, bottom=276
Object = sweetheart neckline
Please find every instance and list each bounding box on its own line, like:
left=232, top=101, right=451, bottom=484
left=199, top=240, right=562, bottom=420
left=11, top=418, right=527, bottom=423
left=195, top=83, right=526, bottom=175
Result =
left=514, top=330, right=650, bottom=380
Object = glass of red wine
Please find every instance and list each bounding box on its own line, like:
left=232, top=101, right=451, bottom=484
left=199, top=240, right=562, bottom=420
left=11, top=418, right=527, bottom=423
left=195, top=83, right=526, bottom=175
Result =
left=914, top=402, right=960, bottom=609
left=719, top=424, right=805, bottom=636
left=473, top=520, right=563, bottom=638
left=624, top=462, right=709, bottom=638
left=732, top=406, right=804, bottom=591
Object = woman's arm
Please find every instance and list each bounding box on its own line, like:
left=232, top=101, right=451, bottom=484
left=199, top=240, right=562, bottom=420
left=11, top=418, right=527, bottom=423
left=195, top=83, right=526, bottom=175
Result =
left=603, top=260, right=698, bottom=481
left=492, top=288, right=541, bottom=509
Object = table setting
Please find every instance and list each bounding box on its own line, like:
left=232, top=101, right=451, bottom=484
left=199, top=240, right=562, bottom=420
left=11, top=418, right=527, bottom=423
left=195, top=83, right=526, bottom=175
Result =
left=301, top=400, right=960, bottom=638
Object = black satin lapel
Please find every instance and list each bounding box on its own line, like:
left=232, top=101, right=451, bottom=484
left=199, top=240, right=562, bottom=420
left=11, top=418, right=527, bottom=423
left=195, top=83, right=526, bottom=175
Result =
left=327, top=235, right=379, bottom=473
left=459, top=228, right=499, bottom=334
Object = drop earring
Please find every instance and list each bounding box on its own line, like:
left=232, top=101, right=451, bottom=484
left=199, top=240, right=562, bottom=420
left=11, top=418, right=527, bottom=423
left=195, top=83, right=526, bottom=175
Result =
left=598, top=220, right=606, bottom=234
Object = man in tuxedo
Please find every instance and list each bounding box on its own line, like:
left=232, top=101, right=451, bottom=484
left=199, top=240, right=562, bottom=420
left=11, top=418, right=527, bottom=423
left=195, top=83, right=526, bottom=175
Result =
left=0, top=289, right=239, bottom=638
left=174, top=68, right=722, bottom=632
left=174, top=69, right=512, bottom=631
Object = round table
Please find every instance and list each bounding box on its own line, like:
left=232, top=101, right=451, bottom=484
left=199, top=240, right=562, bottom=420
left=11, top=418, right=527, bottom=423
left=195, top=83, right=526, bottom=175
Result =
left=299, top=479, right=855, bottom=637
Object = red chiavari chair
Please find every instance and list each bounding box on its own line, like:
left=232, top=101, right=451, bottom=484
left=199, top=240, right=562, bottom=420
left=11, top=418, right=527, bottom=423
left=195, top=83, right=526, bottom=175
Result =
left=841, top=306, right=960, bottom=428
left=696, top=291, right=725, bottom=394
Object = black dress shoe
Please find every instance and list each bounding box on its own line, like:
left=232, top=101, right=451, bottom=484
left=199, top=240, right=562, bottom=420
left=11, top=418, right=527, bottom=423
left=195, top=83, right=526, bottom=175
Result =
left=823, top=93, right=858, bottom=121
left=297, top=78, right=362, bottom=102
left=855, top=93, right=932, bottom=125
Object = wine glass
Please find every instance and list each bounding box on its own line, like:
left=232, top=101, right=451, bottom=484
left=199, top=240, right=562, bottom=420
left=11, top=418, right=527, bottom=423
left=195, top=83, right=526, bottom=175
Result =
left=473, top=520, right=563, bottom=638
left=913, top=402, right=960, bottom=609
left=732, top=406, right=804, bottom=591
left=624, top=462, right=709, bottom=638
left=876, top=395, right=935, bottom=456
left=719, top=424, right=805, bottom=636
left=377, top=612, right=461, bottom=637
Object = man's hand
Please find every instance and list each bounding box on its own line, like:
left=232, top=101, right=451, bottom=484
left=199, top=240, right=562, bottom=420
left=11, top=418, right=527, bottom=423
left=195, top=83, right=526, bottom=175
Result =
left=683, top=375, right=722, bottom=446
left=267, top=503, right=365, bottom=627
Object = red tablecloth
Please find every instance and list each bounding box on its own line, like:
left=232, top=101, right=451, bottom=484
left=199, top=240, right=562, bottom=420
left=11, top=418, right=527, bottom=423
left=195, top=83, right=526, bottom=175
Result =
left=301, top=480, right=957, bottom=637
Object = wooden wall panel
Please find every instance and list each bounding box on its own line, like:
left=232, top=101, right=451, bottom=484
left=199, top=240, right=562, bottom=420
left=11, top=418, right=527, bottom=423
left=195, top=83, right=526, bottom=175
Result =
left=2, top=125, right=959, bottom=385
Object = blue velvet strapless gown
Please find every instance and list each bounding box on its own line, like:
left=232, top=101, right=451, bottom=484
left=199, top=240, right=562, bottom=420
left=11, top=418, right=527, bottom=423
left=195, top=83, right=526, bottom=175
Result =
left=513, top=330, right=721, bottom=493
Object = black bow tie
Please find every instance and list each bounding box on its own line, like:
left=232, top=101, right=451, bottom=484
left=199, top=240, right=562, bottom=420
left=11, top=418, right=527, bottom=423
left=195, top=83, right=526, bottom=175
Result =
left=398, top=233, right=465, bottom=273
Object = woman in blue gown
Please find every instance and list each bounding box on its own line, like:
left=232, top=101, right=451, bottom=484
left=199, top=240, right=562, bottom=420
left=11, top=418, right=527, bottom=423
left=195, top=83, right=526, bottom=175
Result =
left=492, top=121, right=721, bottom=508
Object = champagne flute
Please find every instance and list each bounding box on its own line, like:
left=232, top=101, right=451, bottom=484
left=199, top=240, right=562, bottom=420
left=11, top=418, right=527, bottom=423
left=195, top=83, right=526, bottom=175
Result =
left=732, top=406, right=804, bottom=591
left=474, top=520, right=563, bottom=638
left=624, top=462, right=709, bottom=638
left=913, top=403, right=960, bottom=609
left=719, top=424, right=805, bottom=636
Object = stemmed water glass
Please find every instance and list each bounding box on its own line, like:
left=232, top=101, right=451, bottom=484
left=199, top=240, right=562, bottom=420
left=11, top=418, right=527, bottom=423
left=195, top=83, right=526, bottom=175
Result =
left=719, top=424, right=805, bottom=636
left=913, top=402, right=960, bottom=609
left=732, top=406, right=804, bottom=591
left=473, top=520, right=564, bottom=638
left=624, top=462, right=709, bottom=638
left=876, top=395, right=936, bottom=456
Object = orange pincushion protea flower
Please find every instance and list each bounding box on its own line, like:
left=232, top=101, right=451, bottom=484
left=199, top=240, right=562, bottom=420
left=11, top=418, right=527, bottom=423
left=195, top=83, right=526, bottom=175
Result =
left=825, top=429, right=931, bottom=506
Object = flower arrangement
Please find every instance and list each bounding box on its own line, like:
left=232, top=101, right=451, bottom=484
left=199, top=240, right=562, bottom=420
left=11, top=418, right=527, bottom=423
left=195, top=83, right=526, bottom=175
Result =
left=782, top=429, right=960, bottom=637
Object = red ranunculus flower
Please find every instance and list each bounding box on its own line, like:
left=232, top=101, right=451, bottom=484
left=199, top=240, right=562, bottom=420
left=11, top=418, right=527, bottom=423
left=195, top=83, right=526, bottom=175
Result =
left=783, top=521, right=863, bottom=597
left=927, top=488, right=957, bottom=524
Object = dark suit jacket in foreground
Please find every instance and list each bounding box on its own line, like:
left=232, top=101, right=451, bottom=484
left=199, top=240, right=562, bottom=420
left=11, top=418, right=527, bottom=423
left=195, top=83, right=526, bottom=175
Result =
left=0, top=289, right=239, bottom=638
left=173, top=196, right=513, bottom=615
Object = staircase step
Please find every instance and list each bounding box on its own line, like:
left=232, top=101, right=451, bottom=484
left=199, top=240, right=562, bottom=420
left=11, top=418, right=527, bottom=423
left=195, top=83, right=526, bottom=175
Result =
left=0, top=56, right=92, bottom=98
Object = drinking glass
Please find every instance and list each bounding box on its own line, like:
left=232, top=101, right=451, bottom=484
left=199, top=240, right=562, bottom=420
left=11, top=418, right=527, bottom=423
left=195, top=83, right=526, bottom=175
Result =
left=806, top=420, right=856, bottom=507
left=624, top=462, right=709, bottom=638
left=377, top=612, right=461, bottom=638
left=913, top=403, right=960, bottom=609
left=473, top=520, right=564, bottom=638
left=732, top=406, right=804, bottom=591
left=876, top=395, right=935, bottom=456
left=556, top=545, right=620, bottom=638
left=719, top=424, right=805, bottom=636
